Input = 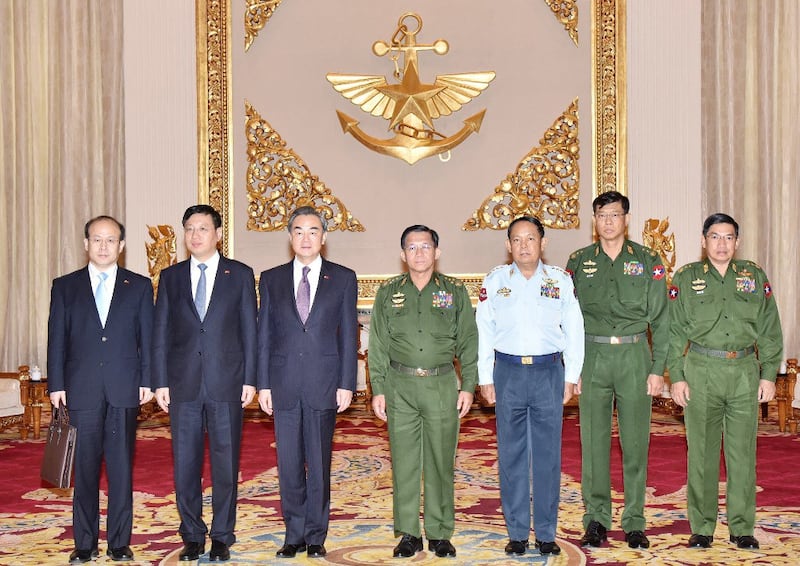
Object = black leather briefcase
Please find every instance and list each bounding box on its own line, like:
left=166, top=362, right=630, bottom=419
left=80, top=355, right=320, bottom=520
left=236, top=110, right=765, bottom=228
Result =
left=40, top=405, right=77, bottom=488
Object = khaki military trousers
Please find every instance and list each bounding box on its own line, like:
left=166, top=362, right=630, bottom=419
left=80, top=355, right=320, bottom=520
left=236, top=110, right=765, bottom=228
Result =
left=385, top=368, right=460, bottom=540
left=579, top=340, right=652, bottom=532
left=683, top=351, right=759, bottom=537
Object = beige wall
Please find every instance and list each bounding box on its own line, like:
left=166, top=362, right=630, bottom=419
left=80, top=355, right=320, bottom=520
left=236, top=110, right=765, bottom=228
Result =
left=123, top=1, right=703, bottom=279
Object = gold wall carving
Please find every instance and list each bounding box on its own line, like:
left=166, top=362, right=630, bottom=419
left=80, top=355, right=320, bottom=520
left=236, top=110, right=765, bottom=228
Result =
left=244, top=101, right=365, bottom=233
left=196, top=0, right=626, bottom=294
left=463, top=99, right=580, bottom=232
left=145, top=225, right=178, bottom=296
left=244, top=0, right=282, bottom=52
left=592, top=0, right=627, bottom=197
left=642, top=217, right=676, bottom=284
left=196, top=0, right=234, bottom=255
left=357, top=274, right=484, bottom=310
left=545, top=0, right=579, bottom=46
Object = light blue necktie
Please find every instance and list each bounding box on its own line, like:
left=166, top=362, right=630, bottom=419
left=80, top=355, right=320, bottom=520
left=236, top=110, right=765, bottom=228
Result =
left=94, top=271, right=110, bottom=327
left=195, top=263, right=208, bottom=321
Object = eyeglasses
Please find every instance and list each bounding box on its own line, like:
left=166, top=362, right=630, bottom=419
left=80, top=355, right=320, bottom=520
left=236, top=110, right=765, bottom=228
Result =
left=594, top=212, right=626, bottom=221
left=184, top=226, right=213, bottom=235
left=404, top=243, right=434, bottom=253
left=88, top=237, right=119, bottom=246
left=706, top=233, right=736, bottom=242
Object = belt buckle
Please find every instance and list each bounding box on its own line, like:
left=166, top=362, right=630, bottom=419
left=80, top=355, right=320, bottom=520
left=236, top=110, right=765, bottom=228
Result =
left=521, top=356, right=533, bottom=365
left=609, top=336, right=621, bottom=345
left=415, top=368, right=428, bottom=377
left=725, top=351, right=737, bottom=359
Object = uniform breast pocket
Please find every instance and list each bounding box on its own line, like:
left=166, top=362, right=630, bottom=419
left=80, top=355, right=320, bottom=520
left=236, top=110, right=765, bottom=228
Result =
left=619, top=274, right=647, bottom=305
left=429, top=307, right=456, bottom=337
left=732, top=291, right=760, bottom=322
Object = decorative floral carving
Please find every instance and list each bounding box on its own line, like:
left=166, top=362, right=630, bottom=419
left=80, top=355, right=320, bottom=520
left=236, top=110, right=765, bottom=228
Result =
left=544, top=0, right=579, bottom=46
left=642, top=217, right=676, bottom=283
left=245, top=101, right=365, bottom=232
left=244, top=0, right=283, bottom=52
left=145, top=225, right=178, bottom=296
left=464, top=99, right=580, bottom=231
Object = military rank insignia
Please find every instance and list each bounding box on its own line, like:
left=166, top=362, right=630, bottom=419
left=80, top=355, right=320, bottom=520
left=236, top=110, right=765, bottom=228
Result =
left=432, top=290, right=453, bottom=308
left=624, top=261, right=644, bottom=276
left=581, top=260, right=597, bottom=277
left=391, top=292, right=405, bottom=308
left=736, top=276, right=756, bottom=294
left=541, top=279, right=560, bottom=299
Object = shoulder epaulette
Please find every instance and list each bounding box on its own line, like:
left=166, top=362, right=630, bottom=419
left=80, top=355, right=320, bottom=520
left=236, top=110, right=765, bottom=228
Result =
left=440, top=274, right=464, bottom=287
left=380, top=274, right=405, bottom=288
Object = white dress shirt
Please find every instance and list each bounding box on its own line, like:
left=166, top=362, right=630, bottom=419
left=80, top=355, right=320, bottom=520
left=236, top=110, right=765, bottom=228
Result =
left=190, top=251, right=220, bottom=314
left=293, top=255, right=323, bottom=310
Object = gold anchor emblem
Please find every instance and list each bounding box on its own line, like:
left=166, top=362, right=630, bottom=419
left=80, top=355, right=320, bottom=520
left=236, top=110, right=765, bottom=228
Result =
left=326, top=13, right=496, bottom=165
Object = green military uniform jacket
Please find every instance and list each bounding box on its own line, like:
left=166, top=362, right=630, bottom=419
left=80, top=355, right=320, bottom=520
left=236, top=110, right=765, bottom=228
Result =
left=667, top=259, right=783, bottom=382
left=566, top=240, right=669, bottom=375
left=368, top=272, right=478, bottom=395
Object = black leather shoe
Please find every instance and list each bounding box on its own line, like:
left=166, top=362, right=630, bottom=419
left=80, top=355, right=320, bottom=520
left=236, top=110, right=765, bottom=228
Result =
left=688, top=534, right=712, bottom=548
left=428, top=539, right=456, bottom=557
left=307, top=544, right=326, bottom=558
left=730, top=535, right=759, bottom=549
left=534, top=540, right=561, bottom=555
left=69, top=548, right=99, bottom=564
left=209, top=540, right=230, bottom=561
left=624, top=530, right=650, bottom=549
left=179, top=541, right=205, bottom=561
left=393, top=534, right=423, bottom=558
left=276, top=543, right=307, bottom=558
left=580, top=521, right=608, bottom=547
left=504, top=540, right=527, bottom=555
left=107, top=546, right=134, bottom=561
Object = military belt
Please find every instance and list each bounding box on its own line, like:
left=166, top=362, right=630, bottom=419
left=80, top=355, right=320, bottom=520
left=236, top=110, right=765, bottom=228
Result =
left=389, top=360, right=455, bottom=377
left=585, top=332, right=647, bottom=345
left=495, top=351, right=561, bottom=365
left=689, top=342, right=755, bottom=360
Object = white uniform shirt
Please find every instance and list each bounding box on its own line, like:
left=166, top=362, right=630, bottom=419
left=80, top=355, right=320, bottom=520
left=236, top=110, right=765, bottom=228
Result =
left=476, top=261, right=585, bottom=385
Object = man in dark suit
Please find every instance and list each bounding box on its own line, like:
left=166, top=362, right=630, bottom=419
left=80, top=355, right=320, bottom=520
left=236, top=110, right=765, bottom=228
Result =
left=48, top=215, right=154, bottom=564
left=153, top=205, right=257, bottom=562
left=257, top=205, right=358, bottom=559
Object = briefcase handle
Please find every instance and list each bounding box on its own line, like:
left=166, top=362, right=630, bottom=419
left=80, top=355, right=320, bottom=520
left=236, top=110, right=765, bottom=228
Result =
left=53, top=402, right=71, bottom=427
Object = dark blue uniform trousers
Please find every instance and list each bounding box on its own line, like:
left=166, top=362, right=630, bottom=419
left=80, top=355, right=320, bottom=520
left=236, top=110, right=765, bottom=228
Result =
left=494, top=352, right=564, bottom=543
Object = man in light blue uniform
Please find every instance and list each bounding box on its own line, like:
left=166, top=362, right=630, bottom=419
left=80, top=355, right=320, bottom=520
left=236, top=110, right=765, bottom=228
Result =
left=477, top=216, right=584, bottom=557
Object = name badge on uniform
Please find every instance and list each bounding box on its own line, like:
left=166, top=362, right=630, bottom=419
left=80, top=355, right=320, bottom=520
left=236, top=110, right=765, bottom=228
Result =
left=541, top=279, right=560, bottom=299
left=736, top=277, right=756, bottom=294
left=391, top=292, right=405, bottom=308
left=624, top=261, right=644, bottom=276
left=432, top=290, right=453, bottom=308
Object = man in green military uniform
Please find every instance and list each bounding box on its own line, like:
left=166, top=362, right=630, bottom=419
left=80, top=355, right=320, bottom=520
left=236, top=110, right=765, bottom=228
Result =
left=668, top=213, right=782, bottom=550
left=369, top=224, right=478, bottom=559
left=566, top=191, right=669, bottom=550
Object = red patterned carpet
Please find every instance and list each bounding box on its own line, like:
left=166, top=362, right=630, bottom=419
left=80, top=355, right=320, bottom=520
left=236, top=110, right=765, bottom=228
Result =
left=1, top=403, right=799, bottom=565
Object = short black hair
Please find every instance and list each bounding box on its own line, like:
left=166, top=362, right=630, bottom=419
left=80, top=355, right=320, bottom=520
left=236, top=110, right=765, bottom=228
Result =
left=702, top=213, right=739, bottom=237
left=507, top=215, right=544, bottom=239
left=288, top=206, right=328, bottom=232
left=84, top=215, right=125, bottom=241
left=400, top=225, right=439, bottom=249
left=592, top=190, right=630, bottom=214
left=182, top=204, right=222, bottom=228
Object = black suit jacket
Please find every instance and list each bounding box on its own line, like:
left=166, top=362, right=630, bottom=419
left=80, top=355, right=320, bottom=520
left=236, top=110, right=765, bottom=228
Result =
left=47, top=266, right=153, bottom=410
left=152, top=256, right=257, bottom=402
left=257, top=259, right=358, bottom=410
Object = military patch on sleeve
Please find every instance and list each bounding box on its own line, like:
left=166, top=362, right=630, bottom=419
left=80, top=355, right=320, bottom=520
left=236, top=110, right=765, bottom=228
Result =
left=764, top=281, right=773, bottom=298
left=479, top=287, right=487, bottom=302
left=668, top=285, right=679, bottom=300
left=652, top=265, right=666, bottom=280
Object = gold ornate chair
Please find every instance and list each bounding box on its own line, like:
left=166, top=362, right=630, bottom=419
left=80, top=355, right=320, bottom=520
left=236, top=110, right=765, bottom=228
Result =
left=0, top=370, right=25, bottom=437
left=776, top=358, right=798, bottom=434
